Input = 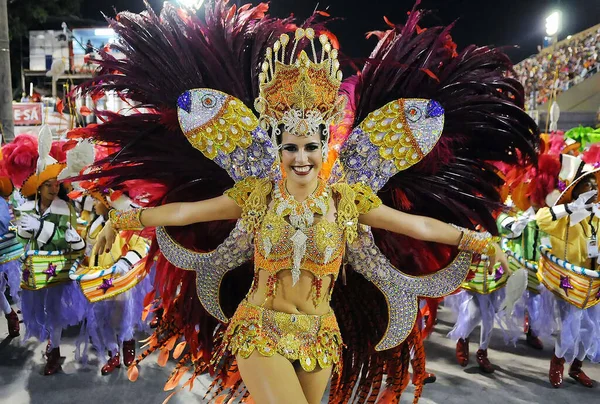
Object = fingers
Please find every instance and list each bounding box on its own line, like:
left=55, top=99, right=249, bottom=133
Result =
left=105, top=228, right=116, bottom=253
left=96, top=234, right=106, bottom=256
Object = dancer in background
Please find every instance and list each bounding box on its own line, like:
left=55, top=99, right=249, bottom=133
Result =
left=2, top=130, right=86, bottom=375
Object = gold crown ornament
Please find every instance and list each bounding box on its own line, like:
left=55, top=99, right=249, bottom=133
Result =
left=254, top=28, right=346, bottom=159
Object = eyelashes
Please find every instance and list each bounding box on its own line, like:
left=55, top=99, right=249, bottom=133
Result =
left=281, top=143, right=320, bottom=152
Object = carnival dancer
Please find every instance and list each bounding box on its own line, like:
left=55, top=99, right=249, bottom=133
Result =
left=498, top=209, right=545, bottom=350
left=0, top=165, right=22, bottom=338
left=536, top=152, right=600, bottom=388
left=68, top=1, right=539, bottom=402
left=2, top=129, right=87, bottom=375
left=497, top=136, right=570, bottom=350
left=446, top=231, right=518, bottom=373
left=73, top=190, right=150, bottom=375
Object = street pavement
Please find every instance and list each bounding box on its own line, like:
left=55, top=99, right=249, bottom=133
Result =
left=1, top=304, right=599, bottom=404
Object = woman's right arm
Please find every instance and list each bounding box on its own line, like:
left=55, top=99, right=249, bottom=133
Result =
left=97, top=194, right=242, bottom=253
left=139, top=194, right=242, bottom=227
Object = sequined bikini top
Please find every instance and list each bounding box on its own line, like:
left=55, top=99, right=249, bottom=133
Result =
left=255, top=210, right=345, bottom=279
left=225, top=177, right=383, bottom=305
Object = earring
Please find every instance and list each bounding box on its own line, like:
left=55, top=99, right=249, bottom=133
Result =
left=321, top=140, right=328, bottom=162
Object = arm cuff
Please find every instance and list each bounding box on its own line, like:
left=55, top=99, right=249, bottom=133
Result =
left=550, top=205, right=568, bottom=221
left=122, top=250, right=143, bottom=267
left=36, top=220, right=56, bottom=246
left=17, top=227, right=33, bottom=239
left=69, top=237, right=86, bottom=252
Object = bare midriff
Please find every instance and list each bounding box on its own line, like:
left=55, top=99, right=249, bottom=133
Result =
left=246, top=269, right=335, bottom=315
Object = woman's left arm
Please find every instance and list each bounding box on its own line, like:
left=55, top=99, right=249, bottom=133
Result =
left=360, top=204, right=509, bottom=274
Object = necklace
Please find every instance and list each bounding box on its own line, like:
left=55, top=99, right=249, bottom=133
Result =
left=271, top=179, right=330, bottom=285
left=273, top=179, right=330, bottom=229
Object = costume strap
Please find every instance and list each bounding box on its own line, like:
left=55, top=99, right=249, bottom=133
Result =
left=332, top=182, right=382, bottom=245
left=352, top=182, right=382, bottom=214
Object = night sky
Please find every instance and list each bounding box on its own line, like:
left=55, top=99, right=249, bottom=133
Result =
left=81, top=0, right=600, bottom=63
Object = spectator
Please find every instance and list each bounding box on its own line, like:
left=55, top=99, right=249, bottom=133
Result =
left=514, top=27, right=600, bottom=108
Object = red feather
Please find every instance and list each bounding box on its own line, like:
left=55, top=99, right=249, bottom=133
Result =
left=1, top=134, right=39, bottom=187
left=383, top=16, right=395, bottom=28
left=50, top=141, right=68, bottom=163
left=56, top=98, right=64, bottom=115
left=80, top=106, right=92, bottom=116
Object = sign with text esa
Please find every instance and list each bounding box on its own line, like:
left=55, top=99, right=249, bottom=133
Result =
left=13, top=103, right=43, bottom=126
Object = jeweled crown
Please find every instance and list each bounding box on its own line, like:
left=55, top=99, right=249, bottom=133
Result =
left=254, top=28, right=345, bottom=139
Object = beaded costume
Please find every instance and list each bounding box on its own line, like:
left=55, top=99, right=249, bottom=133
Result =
left=68, top=1, right=539, bottom=402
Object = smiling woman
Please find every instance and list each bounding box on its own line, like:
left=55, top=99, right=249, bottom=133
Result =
left=280, top=131, right=324, bottom=185
left=67, top=1, right=539, bottom=403
left=1, top=128, right=87, bottom=377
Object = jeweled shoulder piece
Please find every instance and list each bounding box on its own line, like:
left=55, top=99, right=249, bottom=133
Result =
left=176, top=88, right=278, bottom=182
left=335, top=98, right=444, bottom=191
left=347, top=227, right=471, bottom=350
left=156, top=221, right=254, bottom=322
left=254, top=28, right=346, bottom=142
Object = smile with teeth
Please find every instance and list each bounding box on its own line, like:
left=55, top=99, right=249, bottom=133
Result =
left=292, top=165, right=313, bottom=174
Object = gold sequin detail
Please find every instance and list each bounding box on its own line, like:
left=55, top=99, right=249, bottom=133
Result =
left=255, top=211, right=345, bottom=279
left=225, top=177, right=272, bottom=233
left=109, top=207, right=146, bottom=231
left=360, top=99, right=422, bottom=171
left=255, top=31, right=345, bottom=137
left=221, top=301, right=342, bottom=372
left=352, top=182, right=383, bottom=214
left=331, top=183, right=360, bottom=244
left=184, top=96, right=257, bottom=159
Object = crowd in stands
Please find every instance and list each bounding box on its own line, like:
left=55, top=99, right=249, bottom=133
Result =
left=514, top=26, right=600, bottom=108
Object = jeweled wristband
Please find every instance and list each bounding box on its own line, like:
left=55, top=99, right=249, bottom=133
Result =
left=109, top=207, right=146, bottom=231
left=452, top=225, right=499, bottom=256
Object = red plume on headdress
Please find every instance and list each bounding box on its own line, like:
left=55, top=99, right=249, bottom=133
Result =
left=546, top=134, right=567, bottom=155
left=528, top=154, right=561, bottom=208
left=50, top=140, right=68, bottom=163
left=0, top=134, right=39, bottom=187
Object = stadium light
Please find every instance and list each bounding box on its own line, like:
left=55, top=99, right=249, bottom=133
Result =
left=545, top=11, right=561, bottom=36
left=177, top=0, right=205, bottom=9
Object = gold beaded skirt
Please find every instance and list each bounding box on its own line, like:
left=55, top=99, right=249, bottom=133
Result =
left=221, top=300, right=343, bottom=373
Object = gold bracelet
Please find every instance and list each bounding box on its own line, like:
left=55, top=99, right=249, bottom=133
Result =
left=109, top=207, right=146, bottom=230
left=452, top=225, right=500, bottom=256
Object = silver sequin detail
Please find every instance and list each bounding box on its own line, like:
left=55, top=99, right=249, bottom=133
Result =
left=404, top=99, right=443, bottom=156
left=156, top=221, right=254, bottom=322
left=347, top=227, right=472, bottom=350
left=336, top=98, right=444, bottom=192
left=290, top=229, right=308, bottom=285
left=212, top=127, right=279, bottom=182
